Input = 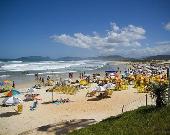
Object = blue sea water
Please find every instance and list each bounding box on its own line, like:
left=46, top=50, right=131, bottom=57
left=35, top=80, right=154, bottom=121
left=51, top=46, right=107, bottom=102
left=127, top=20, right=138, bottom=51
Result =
left=0, top=60, right=113, bottom=84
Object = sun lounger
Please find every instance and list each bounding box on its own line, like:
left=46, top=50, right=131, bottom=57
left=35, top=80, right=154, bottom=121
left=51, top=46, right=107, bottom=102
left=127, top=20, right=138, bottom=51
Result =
left=86, top=91, right=96, bottom=97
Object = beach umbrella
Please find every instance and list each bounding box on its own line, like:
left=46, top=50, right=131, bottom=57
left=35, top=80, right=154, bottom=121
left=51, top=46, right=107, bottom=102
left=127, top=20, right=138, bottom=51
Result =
left=27, top=88, right=37, bottom=93
left=5, top=89, right=20, bottom=97
left=103, top=83, right=115, bottom=89
left=96, top=86, right=106, bottom=91
left=2, top=96, right=22, bottom=106
left=80, top=80, right=88, bottom=85
left=4, top=80, right=11, bottom=84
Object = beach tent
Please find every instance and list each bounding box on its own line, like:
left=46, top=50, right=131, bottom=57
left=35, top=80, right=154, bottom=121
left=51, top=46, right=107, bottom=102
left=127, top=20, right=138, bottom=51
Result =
left=105, top=70, right=116, bottom=73
left=5, top=89, right=20, bottom=97
left=2, top=96, right=22, bottom=106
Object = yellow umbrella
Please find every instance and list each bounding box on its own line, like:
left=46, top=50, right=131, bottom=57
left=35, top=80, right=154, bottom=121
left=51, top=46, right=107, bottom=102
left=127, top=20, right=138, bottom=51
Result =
left=80, top=80, right=88, bottom=85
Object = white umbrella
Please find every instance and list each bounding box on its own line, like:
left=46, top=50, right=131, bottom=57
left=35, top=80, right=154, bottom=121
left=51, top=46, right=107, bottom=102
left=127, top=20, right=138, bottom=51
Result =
left=27, top=88, right=37, bottom=93
left=109, top=73, right=115, bottom=76
left=96, top=86, right=106, bottom=91
left=103, top=83, right=115, bottom=89
left=2, top=96, right=22, bottom=106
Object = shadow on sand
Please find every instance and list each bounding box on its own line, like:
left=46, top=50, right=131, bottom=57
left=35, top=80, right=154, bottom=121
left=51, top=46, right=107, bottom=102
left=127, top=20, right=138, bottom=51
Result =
left=0, top=96, right=7, bottom=98
left=87, top=96, right=111, bottom=101
left=41, top=101, right=56, bottom=104
left=19, top=119, right=96, bottom=135
left=0, top=111, right=21, bottom=118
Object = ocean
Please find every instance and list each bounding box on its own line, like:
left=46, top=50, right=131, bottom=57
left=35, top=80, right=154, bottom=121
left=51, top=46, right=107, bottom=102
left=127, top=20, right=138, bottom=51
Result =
left=0, top=60, right=119, bottom=84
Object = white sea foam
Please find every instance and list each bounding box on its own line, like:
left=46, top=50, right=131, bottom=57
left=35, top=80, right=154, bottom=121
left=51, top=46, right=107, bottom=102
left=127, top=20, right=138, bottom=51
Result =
left=0, top=71, right=6, bottom=73
left=0, top=75, right=10, bottom=78
left=0, top=60, right=106, bottom=72
left=10, top=61, right=23, bottom=63
left=26, top=73, right=35, bottom=76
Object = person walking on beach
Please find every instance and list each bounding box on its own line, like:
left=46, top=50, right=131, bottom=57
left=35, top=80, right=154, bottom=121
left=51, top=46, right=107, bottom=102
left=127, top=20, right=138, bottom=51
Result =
left=42, top=77, right=45, bottom=86
left=12, top=81, right=15, bottom=88
left=79, top=73, right=82, bottom=79
left=47, top=76, right=50, bottom=81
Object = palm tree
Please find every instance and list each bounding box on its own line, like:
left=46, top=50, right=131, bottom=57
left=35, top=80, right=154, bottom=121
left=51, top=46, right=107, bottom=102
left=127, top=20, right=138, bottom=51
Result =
left=149, top=82, right=168, bottom=107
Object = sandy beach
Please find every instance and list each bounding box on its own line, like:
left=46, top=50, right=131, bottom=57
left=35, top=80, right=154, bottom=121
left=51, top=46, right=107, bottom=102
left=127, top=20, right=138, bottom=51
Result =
left=0, top=81, right=152, bottom=135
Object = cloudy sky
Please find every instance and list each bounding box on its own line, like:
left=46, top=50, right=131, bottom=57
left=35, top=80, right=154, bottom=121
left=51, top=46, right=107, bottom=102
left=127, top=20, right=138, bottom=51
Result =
left=0, top=0, right=170, bottom=58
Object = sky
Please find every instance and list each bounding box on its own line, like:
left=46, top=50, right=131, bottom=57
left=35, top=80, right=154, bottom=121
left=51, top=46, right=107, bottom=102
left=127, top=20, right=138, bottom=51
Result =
left=0, top=0, right=170, bottom=58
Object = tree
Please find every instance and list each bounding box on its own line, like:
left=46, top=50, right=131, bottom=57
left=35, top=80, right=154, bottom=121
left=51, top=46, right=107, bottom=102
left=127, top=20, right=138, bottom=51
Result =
left=149, top=82, right=168, bottom=107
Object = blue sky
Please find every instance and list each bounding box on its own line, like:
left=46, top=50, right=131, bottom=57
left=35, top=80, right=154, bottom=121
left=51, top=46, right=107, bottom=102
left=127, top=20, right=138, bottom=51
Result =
left=0, top=0, right=170, bottom=58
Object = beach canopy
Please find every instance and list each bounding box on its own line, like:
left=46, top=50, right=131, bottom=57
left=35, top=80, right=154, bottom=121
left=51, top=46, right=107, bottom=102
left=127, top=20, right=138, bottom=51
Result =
left=5, top=89, right=20, bottom=97
left=2, top=96, right=22, bottom=106
left=105, top=70, right=116, bottom=73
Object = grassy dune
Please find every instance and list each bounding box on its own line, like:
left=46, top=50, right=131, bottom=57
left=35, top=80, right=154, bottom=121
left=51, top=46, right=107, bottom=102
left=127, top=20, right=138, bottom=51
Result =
left=69, top=105, right=170, bottom=135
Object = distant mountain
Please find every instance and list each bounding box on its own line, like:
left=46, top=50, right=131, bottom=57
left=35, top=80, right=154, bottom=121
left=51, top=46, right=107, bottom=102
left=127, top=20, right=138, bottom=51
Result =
left=142, top=55, right=170, bottom=61
left=56, top=57, right=83, bottom=61
left=88, top=55, right=136, bottom=61
left=0, top=56, right=52, bottom=62
left=16, top=56, right=52, bottom=61
left=56, top=55, right=134, bottom=61
left=0, top=55, right=170, bottom=62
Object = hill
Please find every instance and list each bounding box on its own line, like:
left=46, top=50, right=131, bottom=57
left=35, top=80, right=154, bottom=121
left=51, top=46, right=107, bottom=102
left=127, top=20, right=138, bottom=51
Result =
left=0, top=55, right=170, bottom=62
left=143, top=55, right=170, bottom=61
left=16, top=56, right=52, bottom=61
left=69, top=105, right=170, bottom=135
left=0, top=56, right=52, bottom=62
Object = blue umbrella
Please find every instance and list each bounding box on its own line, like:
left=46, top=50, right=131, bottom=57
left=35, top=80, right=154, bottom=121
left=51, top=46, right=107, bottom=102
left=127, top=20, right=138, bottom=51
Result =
left=12, top=89, right=20, bottom=96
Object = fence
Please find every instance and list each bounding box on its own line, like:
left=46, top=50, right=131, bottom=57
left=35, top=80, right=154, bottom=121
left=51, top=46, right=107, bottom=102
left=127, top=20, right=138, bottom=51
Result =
left=121, top=94, right=156, bottom=113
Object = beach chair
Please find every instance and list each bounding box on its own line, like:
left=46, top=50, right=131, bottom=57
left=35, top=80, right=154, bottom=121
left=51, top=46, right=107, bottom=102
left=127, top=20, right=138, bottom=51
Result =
left=86, top=91, right=96, bottom=97
left=17, top=104, right=23, bottom=113
left=103, top=90, right=113, bottom=98
left=30, top=100, right=38, bottom=111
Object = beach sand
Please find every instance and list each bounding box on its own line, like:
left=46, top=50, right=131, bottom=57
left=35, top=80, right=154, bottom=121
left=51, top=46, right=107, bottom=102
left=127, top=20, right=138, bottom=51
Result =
left=0, top=82, right=152, bottom=135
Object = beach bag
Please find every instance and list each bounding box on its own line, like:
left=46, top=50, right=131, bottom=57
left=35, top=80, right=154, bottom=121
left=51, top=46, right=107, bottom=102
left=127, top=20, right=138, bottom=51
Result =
left=17, top=104, right=23, bottom=113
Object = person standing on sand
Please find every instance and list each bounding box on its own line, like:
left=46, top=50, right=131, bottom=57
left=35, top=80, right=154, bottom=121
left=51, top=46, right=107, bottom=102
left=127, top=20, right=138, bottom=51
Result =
left=79, top=73, right=82, bottom=79
left=12, top=81, right=15, bottom=88
left=42, top=78, right=45, bottom=86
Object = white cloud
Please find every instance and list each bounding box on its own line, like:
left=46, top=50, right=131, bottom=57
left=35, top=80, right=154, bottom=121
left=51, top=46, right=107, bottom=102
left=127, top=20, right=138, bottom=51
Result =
left=50, top=22, right=169, bottom=57
left=50, top=22, right=146, bottom=52
left=123, top=42, right=170, bottom=57
left=164, top=22, right=170, bottom=31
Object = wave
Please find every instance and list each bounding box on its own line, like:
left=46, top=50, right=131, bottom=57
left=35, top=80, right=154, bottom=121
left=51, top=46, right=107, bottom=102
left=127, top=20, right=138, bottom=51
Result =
left=0, top=75, right=10, bottom=78
left=10, top=61, right=23, bottom=63
left=0, top=60, right=106, bottom=72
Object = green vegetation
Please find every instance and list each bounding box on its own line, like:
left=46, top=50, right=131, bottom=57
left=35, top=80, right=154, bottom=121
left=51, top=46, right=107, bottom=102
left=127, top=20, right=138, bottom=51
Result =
left=69, top=105, right=170, bottom=135
left=149, top=82, right=168, bottom=107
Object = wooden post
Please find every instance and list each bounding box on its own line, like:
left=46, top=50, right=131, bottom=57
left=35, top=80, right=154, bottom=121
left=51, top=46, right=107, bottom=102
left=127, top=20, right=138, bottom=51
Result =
left=52, top=89, right=54, bottom=103
left=122, top=105, right=124, bottom=113
left=146, top=94, right=148, bottom=106
left=168, top=67, right=170, bottom=103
